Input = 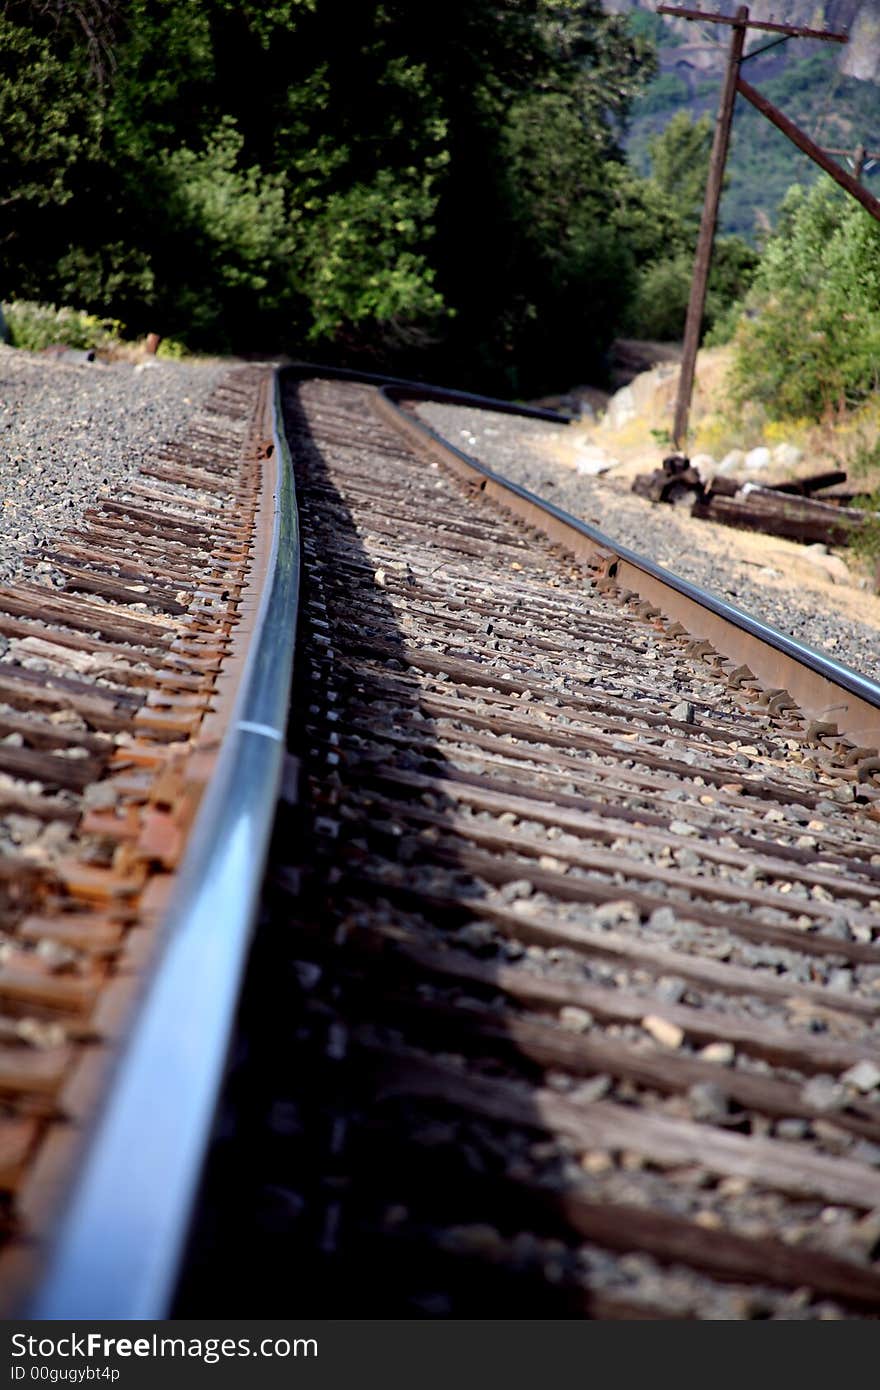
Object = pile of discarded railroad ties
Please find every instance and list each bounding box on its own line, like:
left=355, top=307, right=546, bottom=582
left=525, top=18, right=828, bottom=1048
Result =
left=632, top=455, right=866, bottom=551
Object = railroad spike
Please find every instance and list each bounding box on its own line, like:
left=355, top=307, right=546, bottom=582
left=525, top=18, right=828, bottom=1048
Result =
left=805, top=720, right=840, bottom=744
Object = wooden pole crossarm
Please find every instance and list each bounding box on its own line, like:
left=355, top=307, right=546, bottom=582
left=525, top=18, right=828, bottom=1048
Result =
left=656, top=6, right=848, bottom=43
left=736, top=78, right=880, bottom=223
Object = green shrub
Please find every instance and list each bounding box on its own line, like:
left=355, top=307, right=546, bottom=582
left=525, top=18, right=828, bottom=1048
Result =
left=703, top=300, right=741, bottom=347
left=155, top=336, right=190, bottom=359
left=154, top=117, right=302, bottom=346
left=634, top=73, right=691, bottom=117
left=626, top=234, right=757, bottom=343
left=730, top=181, right=880, bottom=420
left=850, top=490, right=880, bottom=564
left=0, top=0, right=665, bottom=384
left=2, top=300, right=124, bottom=352
left=627, top=255, right=692, bottom=340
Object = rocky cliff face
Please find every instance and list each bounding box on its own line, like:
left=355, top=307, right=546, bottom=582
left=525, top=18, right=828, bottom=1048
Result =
left=606, top=0, right=880, bottom=82
left=741, top=0, right=880, bottom=79
left=840, top=0, right=880, bottom=78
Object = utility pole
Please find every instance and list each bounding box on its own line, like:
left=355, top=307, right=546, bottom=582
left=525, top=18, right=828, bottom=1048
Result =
left=656, top=4, right=872, bottom=452
left=670, top=5, right=747, bottom=452
left=736, top=79, right=880, bottom=218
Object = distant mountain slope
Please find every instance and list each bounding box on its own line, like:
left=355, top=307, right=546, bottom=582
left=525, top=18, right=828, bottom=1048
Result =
left=608, top=0, right=880, bottom=79
left=614, top=1, right=880, bottom=238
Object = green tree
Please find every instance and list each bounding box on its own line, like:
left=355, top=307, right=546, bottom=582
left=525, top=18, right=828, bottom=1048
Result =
left=620, top=111, right=757, bottom=343
left=428, top=0, right=654, bottom=390
left=731, top=179, right=880, bottom=419
left=648, top=111, right=713, bottom=233
left=0, top=13, right=100, bottom=275
left=0, top=0, right=662, bottom=386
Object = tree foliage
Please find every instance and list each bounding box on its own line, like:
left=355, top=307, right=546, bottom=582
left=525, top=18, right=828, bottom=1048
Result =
left=647, top=111, right=713, bottom=234
left=0, top=0, right=759, bottom=388
left=620, top=111, right=757, bottom=343
left=730, top=179, right=880, bottom=420
left=627, top=39, right=880, bottom=243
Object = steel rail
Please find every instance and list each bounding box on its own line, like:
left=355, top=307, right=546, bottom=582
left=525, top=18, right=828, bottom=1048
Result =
left=376, top=384, right=880, bottom=748
left=284, top=359, right=573, bottom=424
left=29, top=368, right=300, bottom=1320
left=25, top=360, right=880, bottom=1317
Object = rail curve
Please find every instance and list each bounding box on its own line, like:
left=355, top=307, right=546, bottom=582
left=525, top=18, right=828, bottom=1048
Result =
left=5, top=363, right=880, bottom=1319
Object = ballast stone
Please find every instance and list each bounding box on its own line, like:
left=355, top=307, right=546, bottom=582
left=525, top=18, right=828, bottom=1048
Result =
left=745, top=447, right=772, bottom=471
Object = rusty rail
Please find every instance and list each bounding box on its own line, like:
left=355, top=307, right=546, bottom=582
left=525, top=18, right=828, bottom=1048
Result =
left=28, top=372, right=300, bottom=1319
left=18, top=361, right=880, bottom=1317
left=171, top=372, right=880, bottom=1320
left=375, top=384, right=880, bottom=748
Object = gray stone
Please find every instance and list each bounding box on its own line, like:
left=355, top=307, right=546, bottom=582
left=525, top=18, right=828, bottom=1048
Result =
left=655, top=975, right=686, bottom=1004
left=669, top=819, right=698, bottom=837
left=0, top=344, right=230, bottom=586
left=841, top=1060, right=880, bottom=1093
left=499, top=879, right=533, bottom=902
left=412, top=398, right=880, bottom=689
left=457, top=921, right=497, bottom=947
left=648, top=907, right=677, bottom=932
left=592, top=900, right=638, bottom=929
left=772, top=442, right=803, bottom=469
left=851, top=1140, right=880, bottom=1167
left=775, top=1118, right=808, bottom=1141
left=688, top=1082, right=730, bottom=1122
left=559, top=1005, right=593, bottom=1033
left=801, top=1074, right=847, bottom=1113
left=575, top=1073, right=612, bottom=1103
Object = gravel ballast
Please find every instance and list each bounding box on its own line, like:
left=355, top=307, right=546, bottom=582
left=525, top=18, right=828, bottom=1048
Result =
left=0, top=346, right=233, bottom=582
left=416, top=401, right=880, bottom=680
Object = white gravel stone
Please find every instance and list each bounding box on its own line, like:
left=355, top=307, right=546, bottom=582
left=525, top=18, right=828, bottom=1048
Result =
left=690, top=453, right=716, bottom=476
left=641, top=1014, right=684, bottom=1049
left=772, top=443, right=803, bottom=469
left=603, top=385, right=637, bottom=430
left=801, top=1075, right=847, bottom=1112
left=0, top=345, right=232, bottom=583
left=745, top=447, right=772, bottom=471
left=841, top=1060, right=880, bottom=1093
left=669, top=819, right=699, bottom=837
left=719, top=449, right=745, bottom=472
left=559, top=1006, right=593, bottom=1033
left=802, top=550, right=851, bottom=585
left=575, top=445, right=617, bottom=475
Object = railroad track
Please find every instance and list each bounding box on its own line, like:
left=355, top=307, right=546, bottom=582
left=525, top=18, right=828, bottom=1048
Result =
left=0, top=362, right=287, bottom=1313
left=4, top=367, right=880, bottom=1319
